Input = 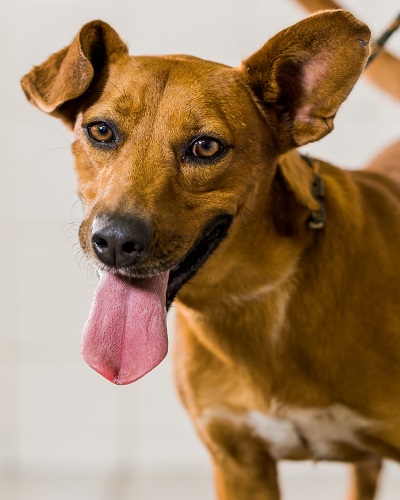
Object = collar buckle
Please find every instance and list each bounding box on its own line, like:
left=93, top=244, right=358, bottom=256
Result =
left=301, top=155, right=326, bottom=230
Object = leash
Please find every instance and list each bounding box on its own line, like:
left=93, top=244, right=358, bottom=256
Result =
left=366, top=12, right=400, bottom=67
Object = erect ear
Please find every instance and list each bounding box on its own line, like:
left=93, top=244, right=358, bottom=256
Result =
left=21, top=20, right=128, bottom=127
left=240, top=10, right=370, bottom=150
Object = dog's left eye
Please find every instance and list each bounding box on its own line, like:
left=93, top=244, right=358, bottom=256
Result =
left=86, top=122, right=115, bottom=143
left=186, top=137, right=225, bottom=161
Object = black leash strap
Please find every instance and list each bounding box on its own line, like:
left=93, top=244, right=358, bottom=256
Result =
left=367, top=12, right=400, bottom=67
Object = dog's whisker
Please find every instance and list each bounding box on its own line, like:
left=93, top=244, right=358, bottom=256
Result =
left=35, top=146, right=72, bottom=160
left=71, top=199, right=82, bottom=211
left=239, top=213, right=247, bottom=235
left=109, top=79, right=128, bottom=98
left=241, top=206, right=264, bottom=227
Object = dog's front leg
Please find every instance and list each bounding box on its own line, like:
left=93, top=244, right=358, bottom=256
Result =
left=347, top=459, right=382, bottom=500
left=205, top=418, right=280, bottom=500
left=213, top=458, right=280, bottom=500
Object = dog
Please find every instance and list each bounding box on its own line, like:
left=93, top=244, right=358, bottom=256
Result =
left=21, top=9, right=400, bottom=500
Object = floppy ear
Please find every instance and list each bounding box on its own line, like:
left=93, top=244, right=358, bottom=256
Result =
left=240, top=10, right=370, bottom=150
left=21, top=20, right=128, bottom=127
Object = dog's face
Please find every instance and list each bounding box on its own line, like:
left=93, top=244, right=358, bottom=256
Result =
left=21, top=12, right=370, bottom=384
left=72, top=54, right=270, bottom=299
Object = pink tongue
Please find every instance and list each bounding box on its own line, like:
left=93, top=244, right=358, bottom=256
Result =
left=81, top=272, right=169, bottom=385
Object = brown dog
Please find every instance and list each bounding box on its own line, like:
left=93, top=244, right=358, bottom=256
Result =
left=21, top=10, right=400, bottom=500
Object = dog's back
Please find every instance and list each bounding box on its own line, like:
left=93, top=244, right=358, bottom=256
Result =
left=367, top=140, right=400, bottom=180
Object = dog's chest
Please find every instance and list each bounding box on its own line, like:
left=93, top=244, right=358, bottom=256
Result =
left=204, top=403, right=376, bottom=461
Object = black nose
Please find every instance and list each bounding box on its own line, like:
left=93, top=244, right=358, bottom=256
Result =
left=91, top=214, right=151, bottom=268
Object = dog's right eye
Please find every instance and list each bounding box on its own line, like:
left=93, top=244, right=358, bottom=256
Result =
left=86, top=122, right=115, bottom=143
left=184, top=136, right=227, bottom=164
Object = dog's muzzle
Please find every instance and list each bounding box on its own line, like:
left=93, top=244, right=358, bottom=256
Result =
left=89, top=212, right=233, bottom=307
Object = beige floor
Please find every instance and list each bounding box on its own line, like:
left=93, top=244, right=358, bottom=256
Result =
left=1, top=462, right=400, bottom=500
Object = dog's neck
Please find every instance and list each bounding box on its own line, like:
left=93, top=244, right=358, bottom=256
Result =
left=177, top=148, right=365, bottom=319
left=177, top=150, right=323, bottom=311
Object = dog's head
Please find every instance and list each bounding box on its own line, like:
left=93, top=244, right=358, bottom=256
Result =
left=21, top=11, right=370, bottom=384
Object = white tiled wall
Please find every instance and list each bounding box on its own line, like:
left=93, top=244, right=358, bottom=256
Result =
left=1, top=0, right=400, bottom=498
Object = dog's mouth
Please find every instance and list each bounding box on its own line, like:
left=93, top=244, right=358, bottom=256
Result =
left=81, top=214, right=233, bottom=385
left=166, top=214, right=233, bottom=308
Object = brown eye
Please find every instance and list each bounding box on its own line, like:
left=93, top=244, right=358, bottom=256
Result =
left=189, top=137, right=224, bottom=160
left=87, top=122, right=115, bottom=143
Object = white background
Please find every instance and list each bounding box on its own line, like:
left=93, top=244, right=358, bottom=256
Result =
left=1, top=0, right=399, bottom=499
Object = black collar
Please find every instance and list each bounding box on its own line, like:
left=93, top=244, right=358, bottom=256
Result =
left=301, top=154, right=326, bottom=230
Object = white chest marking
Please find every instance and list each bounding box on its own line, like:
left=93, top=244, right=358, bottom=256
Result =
left=203, top=404, right=377, bottom=460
